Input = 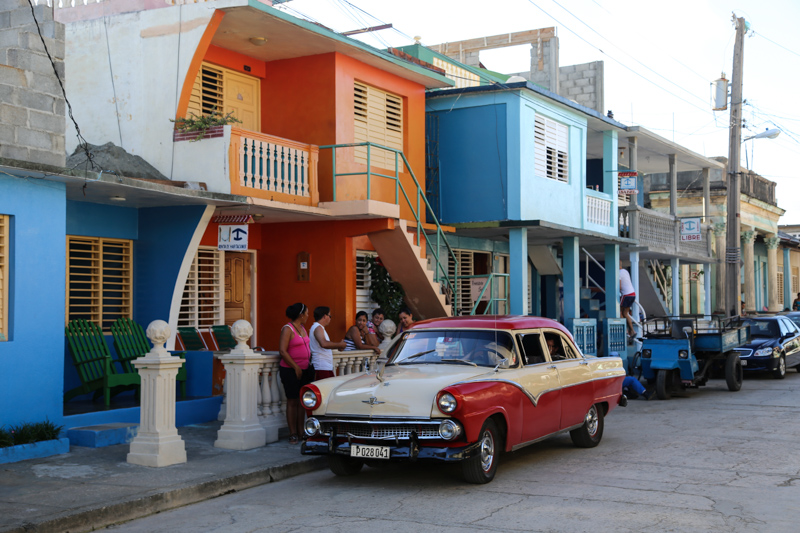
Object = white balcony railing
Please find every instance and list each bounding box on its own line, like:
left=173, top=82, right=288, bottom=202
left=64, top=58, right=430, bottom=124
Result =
left=254, top=350, right=378, bottom=420
left=585, top=192, right=612, bottom=227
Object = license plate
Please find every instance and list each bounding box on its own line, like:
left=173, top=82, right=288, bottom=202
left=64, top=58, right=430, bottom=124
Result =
left=351, top=444, right=390, bottom=459
left=741, top=360, right=747, bottom=366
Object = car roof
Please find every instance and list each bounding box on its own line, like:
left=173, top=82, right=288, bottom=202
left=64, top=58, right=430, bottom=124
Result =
left=410, top=315, right=573, bottom=335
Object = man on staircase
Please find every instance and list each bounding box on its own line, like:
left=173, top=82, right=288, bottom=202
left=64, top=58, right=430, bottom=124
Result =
left=619, top=266, right=636, bottom=343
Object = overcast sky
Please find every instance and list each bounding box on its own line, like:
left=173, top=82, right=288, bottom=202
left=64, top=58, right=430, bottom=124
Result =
left=278, top=0, right=800, bottom=224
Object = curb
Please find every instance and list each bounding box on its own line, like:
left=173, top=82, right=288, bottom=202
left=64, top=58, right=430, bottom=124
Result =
left=6, top=456, right=327, bottom=533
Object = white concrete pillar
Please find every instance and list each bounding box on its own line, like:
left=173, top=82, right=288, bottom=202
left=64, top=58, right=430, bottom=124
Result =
left=215, top=320, right=268, bottom=450
left=766, top=235, right=781, bottom=312
left=127, top=321, right=187, bottom=468
left=670, top=258, right=680, bottom=317
left=742, top=230, right=756, bottom=312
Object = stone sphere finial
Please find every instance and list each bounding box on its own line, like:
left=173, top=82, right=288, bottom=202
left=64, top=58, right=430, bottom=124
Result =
left=146, top=320, right=171, bottom=349
left=231, top=320, right=253, bottom=349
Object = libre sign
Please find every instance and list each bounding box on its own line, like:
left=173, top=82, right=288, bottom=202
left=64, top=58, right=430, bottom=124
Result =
left=218, top=225, right=248, bottom=250
left=618, top=171, right=638, bottom=195
left=680, top=218, right=702, bottom=241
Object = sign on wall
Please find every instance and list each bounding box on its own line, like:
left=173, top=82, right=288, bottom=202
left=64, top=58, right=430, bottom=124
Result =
left=619, top=171, right=638, bottom=195
left=470, top=278, right=490, bottom=302
left=680, top=218, right=702, bottom=241
left=218, top=225, right=248, bottom=250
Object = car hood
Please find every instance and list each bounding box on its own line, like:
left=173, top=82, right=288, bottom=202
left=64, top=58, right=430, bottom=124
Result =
left=739, top=337, right=778, bottom=350
left=320, top=364, right=494, bottom=418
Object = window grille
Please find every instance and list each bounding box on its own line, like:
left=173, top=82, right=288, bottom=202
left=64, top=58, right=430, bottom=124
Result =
left=356, top=251, right=380, bottom=314
left=793, top=267, right=799, bottom=294
left=0, top=215, right=8, bottom=341
left=66, top=236, right=132, bottom=331
left=777, top=271, right=784, bottom=302
left=178, top=247, right=224, bottom=329
left=534, top=114, right=569, bottom=183
left=354, top=81, right=404, bottom=170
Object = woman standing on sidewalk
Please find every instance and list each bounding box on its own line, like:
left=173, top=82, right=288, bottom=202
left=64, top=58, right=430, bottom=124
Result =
left=278, top=302, right=313, bottom=444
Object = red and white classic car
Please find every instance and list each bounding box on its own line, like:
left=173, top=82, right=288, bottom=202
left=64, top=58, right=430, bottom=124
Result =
left=300, top=316, right=626, bottom=483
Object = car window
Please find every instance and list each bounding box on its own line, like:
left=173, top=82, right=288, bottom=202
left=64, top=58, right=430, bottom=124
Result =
left=743, top=319, right=778, bottom=338
left=789, top=316, right=800, bottom=330
left=517, top=332, right=546, bottom=365
left=544, top=331, right=578, bottom=361
left=390, top=329, right=517, bottom=368
left=778, top=319, right=790, bottom=337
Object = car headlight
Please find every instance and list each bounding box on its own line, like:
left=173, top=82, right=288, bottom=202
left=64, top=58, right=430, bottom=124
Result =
left=642, top=349, right=651, bottom=359
left=754, top=347, right=773, bottom=357
left=304, top=417, right=320, bottom=437
left=301, top=388, right=320, bottom=409
left=437, top=392, right=457, bottom=413
left=438, top=419, right=462, bottom=440
left=678, top=350, right=688, bottom=359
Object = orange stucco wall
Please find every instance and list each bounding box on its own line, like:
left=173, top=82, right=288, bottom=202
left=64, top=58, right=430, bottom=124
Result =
left=254, top=218, right=393, bottom=349
left=261, top=52, right=427, bottom=222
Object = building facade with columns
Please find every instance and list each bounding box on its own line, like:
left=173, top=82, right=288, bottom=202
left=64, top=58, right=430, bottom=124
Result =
left=648, top=162, right=785, bottom=314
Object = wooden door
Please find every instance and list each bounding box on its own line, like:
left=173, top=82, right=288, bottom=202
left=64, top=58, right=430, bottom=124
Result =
left=223, top=70, right=260, bottom=132
left=224, top=252, right=251, bottom=326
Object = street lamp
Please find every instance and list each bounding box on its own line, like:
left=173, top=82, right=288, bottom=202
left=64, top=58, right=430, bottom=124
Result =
left=742, top=128, right=781, bottom=142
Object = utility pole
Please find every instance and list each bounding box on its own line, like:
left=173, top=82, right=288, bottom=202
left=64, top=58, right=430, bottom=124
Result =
left=725, top=15, right=746, bottom=317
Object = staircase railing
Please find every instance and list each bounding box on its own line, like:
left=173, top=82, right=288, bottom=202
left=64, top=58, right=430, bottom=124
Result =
left=648, top=259, right=672, bottom=310
left=319, top=142, right=459, bottom=314
left=581, top=248, right=606, bottom=296
left=459, top=273, right=510, bottom=315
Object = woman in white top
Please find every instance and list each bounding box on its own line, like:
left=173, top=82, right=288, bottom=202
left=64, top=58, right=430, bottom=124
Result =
left=309, top=306, right=346, bottom=380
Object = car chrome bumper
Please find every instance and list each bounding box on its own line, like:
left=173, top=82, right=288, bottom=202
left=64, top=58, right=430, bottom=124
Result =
left=301, top=437, right=481, bottom=462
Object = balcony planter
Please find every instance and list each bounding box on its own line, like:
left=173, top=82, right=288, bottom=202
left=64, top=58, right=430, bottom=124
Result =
left=0, top=438, right=70, bottom=464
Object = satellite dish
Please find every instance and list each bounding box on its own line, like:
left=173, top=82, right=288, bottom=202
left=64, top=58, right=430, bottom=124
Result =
left=506, top=76, right=527, bottom=83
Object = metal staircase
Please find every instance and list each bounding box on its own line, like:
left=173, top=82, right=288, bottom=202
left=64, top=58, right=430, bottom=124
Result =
left=320, top=142, right=458, bottom=319
left=639, top=260, right=670, bottom=317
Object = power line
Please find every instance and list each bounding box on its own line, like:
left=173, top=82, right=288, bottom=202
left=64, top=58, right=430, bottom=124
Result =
left=523, top=0, right=717, bottom=117
left=752, top=31, right=800, bottom=58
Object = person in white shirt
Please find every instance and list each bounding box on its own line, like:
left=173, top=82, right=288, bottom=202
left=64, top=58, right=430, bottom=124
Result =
left=619, top=267, right=636, bottom=339
left=309, top=306, right=346, bottom=380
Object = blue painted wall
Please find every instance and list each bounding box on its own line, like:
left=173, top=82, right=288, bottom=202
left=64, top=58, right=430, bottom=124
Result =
left=427, top=89, right=590, bottom=228
left=0, top=176, right=67, bottom=427
left=135, top=206, right=206, bottom=326
left=66, top=201, right=138, bottom=239
left=428, top=104, right=508, bottom=223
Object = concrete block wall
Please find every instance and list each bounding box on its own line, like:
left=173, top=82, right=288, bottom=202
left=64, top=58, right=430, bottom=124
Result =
left=529, top=37, right=559, bottom=93
left=558, top=60, right=604, bottom=113
left=0, top=0, right=65, bottom=167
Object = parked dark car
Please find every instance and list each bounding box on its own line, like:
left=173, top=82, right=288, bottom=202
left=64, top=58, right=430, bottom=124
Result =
left=734, top=316, right=800, bottom=378
left=782, top=311, right=800, bottom=329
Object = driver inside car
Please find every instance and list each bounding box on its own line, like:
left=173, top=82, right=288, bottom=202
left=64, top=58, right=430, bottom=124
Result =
left=546, top=337, right=566, bottom=361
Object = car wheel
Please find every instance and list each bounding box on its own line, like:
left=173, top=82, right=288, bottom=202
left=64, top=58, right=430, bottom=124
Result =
left=725, top=351, right=743, bottom=391
left=656, top=369, right=676, bottom=400
left=461, top=418, right=501, bottom=484
left=328, top=454, right=364, bottom=476
left=773, top=353, right=786, bottom=380
left=570, top=404, right=604, bottom=448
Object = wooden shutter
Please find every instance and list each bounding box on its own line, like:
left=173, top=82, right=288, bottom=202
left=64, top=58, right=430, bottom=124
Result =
left=534, top=114, right=569, bottom=183
left=448, top=249, right=475, bottom=315
left=187, top=63, right=224, bottom=117
left=793, top=267, right=799, bottom=294
left=0, top=215, right=8, bottom=341
left=186, top=63, right=260, bottom=131
left=66, top=236, right=132, bottom=331
left=354, top=81, right=403, bottom=170
left=179, top=247, right=224, bottom=329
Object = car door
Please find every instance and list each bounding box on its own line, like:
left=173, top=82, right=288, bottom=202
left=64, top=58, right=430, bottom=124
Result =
left=543, top=329, right=594, bottom=430
left=780, top=318, right=800, bottom=367
left=511, top=330, right=561, bottom=442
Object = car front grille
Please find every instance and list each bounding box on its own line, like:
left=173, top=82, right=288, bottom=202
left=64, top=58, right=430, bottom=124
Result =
left=735, top=348, right=753, bottom=357
left=319, top=419, right=441, bottom=440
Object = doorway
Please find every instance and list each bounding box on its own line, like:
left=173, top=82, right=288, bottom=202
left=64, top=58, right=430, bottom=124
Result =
left=224, top=251, right=252, bottom=326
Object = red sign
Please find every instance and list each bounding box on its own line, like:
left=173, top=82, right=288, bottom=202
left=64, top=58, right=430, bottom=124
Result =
left=618, top=171, right=638, bottom=177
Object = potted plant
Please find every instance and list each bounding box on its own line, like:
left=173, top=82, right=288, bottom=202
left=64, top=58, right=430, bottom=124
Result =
left=170, top=109, right=242, bottom=142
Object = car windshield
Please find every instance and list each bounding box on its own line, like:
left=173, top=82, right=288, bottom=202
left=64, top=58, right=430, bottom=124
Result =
left=788, top=316, right=800, bottom=329
left=389, top=329, right=516, bottom=368
left=743, top=319, right=779, bottom=338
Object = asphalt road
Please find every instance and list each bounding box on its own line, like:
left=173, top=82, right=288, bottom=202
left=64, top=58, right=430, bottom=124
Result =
left=106, top=371, right=800, bottom=533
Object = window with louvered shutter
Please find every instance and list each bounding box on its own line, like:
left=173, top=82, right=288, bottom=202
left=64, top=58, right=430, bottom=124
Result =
left=534, top=114, right=569, bottom=183
left=793, top=267, right=799, bottom=294
left=448, top=249, right=475, bottom=315
left=0, top=215, right=8, bottom=341
left=187, top=63, right=224, bottom=118
left=356, top=251, right=380, bottom=314
left=432, top=58, right=480, bottom=88
left=178, top=247, right=224, bottom=329
left=66, top=236, right=132, bottom=331
left=353, top=81, right=404, bottom=170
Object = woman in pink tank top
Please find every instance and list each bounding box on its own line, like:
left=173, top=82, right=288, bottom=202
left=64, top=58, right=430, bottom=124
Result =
left=278, top=302, right=313, bottom=444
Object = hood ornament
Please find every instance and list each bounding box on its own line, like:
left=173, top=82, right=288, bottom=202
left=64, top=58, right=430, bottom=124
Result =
left=362, top=396, right=385, bottom=406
